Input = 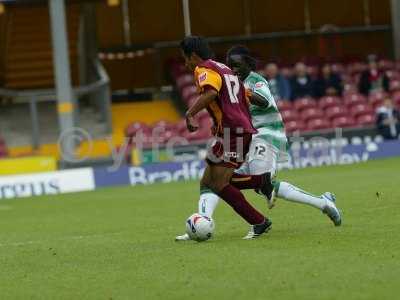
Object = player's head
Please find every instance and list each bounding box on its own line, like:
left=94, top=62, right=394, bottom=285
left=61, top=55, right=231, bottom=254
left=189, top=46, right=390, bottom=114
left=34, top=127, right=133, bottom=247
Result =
left=226, top=45, right=256, bottom=81
left=180, top=36, right=214, bottom=71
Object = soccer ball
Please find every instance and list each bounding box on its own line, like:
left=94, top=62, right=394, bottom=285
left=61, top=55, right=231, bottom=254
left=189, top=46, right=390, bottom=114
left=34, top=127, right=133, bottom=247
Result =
left=185, top=213, right=215, bottom=242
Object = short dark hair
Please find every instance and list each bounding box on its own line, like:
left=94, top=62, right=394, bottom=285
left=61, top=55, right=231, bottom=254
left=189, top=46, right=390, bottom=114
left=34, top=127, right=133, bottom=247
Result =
left=180, top=36, right=214, bottom=60
left=227, top=45, right=257, bottom=71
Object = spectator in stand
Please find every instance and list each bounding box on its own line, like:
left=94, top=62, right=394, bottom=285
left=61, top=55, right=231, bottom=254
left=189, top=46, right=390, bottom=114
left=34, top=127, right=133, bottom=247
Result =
left=376, top=97, right=400, bottom=140
left=359, top=56, right=390, bottom=96
left=313, top=64, right=343, bottom=98
left=290, top=62, right=313, bottom=101
left=263, top=63, right=291, bottom=100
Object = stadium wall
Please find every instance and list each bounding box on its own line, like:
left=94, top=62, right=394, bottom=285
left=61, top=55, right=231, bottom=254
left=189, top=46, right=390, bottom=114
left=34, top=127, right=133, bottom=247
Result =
left=1, top=140, right=400, bottom=200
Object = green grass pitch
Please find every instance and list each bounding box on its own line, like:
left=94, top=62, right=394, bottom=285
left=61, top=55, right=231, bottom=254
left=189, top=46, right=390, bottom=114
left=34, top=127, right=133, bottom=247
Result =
left=0, top=158, right=400, bottom=299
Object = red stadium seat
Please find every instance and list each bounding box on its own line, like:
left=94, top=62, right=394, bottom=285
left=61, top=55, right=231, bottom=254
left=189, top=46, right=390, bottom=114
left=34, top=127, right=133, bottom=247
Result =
left=325, top=105, right=348, bottom=120
left=285, top=120, right=306, bottom=133
left=181, top=85, right=197, bottom=100
left=350, top=103, right=373, bottom=118
left=281, top=110, right=299, bottom=122
left=153, top=120, right=173, bottom=128
left=368, top=90, right=388, bottom=103
left=306, top=118, right=331, bottom=131
left=392, top=90, right=400, bottom=103
left=293, top=98, right=317, bottom=112
left=343, top=93, right=366, bottom=107
left=125, top=121, right=151, bottom=138
left=343, top=83, right=358, bottom=95
left=277, top=100, right=292, bottom=111
left=370, top=98, right=383, bottom=110
left=378, top=59, right=395, bottom=71
left=301, top=108, right=324, bottom=122
left=356, top=113, right=376, bottom=126
left=390, top=80, right=400, bottom=92
left=392, top=91, right=400, bottom=109
left=175, top=119, right=188, bottom=135
left=391, top=92, right=400, bottom=108
left=176, top=74, right=194, bottom=90
left=331, top=116, right=356, bottom=128
left=386, top=70, right=400, bottom=80
left=318, top=96, right=341, bottom=110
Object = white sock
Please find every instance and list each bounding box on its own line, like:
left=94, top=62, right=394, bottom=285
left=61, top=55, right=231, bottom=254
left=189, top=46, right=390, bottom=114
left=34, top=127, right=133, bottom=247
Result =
left=276, top=181, right=327, bottom=210
left=198, top=192, right=219, bottom=218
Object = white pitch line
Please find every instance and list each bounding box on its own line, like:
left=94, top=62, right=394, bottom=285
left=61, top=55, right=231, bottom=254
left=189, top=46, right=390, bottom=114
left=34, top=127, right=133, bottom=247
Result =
left=0, top=232, right=122, bottom=248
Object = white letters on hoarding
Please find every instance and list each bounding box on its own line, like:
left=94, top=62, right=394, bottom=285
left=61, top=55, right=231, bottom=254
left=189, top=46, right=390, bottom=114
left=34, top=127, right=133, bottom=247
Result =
left=0, top=168, right=95, bottom=200
left=129, top=161, right=204, bottom=185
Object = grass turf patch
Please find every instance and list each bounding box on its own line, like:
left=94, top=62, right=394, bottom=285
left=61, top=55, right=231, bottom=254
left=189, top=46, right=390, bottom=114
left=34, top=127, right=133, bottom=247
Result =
left=0, top=158, right=399, bottom=299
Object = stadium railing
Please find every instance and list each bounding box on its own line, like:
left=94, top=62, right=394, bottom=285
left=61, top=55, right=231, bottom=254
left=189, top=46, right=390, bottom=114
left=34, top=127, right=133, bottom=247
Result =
left=0, top=59, right=112, bottom=150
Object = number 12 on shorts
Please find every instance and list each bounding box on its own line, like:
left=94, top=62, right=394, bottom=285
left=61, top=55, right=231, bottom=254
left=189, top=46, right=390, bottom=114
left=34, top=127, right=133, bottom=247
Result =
left=224, top=74, right=240, bottom=103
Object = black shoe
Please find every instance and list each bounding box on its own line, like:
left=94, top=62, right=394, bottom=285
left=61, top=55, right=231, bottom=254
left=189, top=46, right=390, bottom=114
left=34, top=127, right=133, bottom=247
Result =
left=243, top=218, right=272, bottom=239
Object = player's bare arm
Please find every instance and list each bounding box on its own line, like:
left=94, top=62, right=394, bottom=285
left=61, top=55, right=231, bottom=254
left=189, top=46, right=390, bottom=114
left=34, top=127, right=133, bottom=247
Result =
left=185, top=88, right=218, bottom=132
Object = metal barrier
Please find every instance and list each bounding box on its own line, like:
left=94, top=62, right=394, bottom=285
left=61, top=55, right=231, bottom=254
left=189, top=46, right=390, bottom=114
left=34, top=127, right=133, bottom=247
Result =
left=0, top=59, right=112, bottom=150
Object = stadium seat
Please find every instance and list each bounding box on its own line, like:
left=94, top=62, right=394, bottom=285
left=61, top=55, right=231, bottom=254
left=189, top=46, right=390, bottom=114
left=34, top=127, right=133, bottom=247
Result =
left=350, top=103, right=373, bottom=118
left=277, top=100, right=292, bottom=111
left=181, top=85, right=197, bottom=100
left=343, top=83, right=358, bottom=95
left=343, top=93, right=366, bottom=107
left=325, top=105, right=348, bottom=120
left=369, top=98, right=383, bottom=109
left=152, top=120, right=174, bottom=129
left=387, top=70, right=400, bottom=80
left=331, top=116, right=356, bottom=128
left=293, top=98, right=317, bottom=112
left=356, top=113, right=376, bottom=126
left=318, top=96, right=341, bottom=110
left=125, top=121, right=152, bottom=138
left=284, top=120, right=306, bottom=133
left=390, top=80, right=400, bottom=91
left=281, top=110, right=299, bottom=122
left=301, top=108, right=324, bottom=122
left=378, top=59, right=395, bottom=71
left=392, top=90, right=400, bottom=104
left=368, top=90, right=388, bottom=103
left=176, top=74, right=194, bottom=90
left=147, top=125, right=181, bottom=145
left=306, top=118, right=331, bottom=131
left=175, top=119, right=189, bottom=135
